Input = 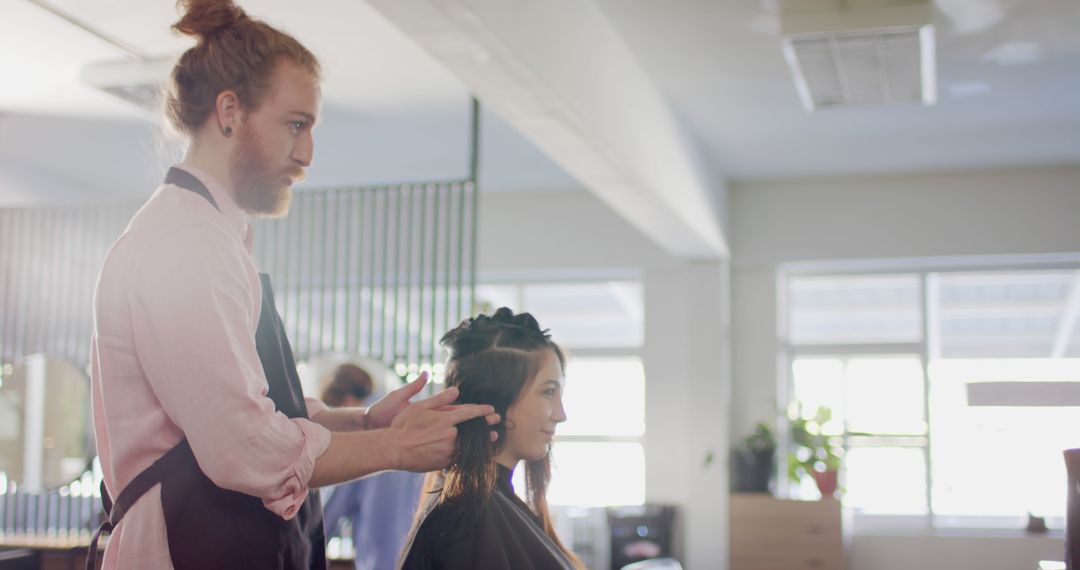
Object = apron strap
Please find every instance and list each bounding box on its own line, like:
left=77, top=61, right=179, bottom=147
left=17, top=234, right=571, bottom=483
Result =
left=87, top=441, right=193, bottom=570
left=165, top=166, right=220, bottom=212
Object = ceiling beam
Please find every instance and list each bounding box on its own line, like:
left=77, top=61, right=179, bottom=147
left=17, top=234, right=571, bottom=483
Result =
left=364, top=0, right=728, bottom=259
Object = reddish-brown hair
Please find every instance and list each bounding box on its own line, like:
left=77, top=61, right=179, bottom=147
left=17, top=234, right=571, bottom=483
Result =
left=165, top=0, right=321, bottom=135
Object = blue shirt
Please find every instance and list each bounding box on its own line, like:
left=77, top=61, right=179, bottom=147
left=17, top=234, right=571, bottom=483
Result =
left=323, top=469, right=425, bottom=570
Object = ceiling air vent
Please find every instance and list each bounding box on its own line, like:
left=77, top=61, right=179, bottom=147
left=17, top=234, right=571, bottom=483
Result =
left=80, top=57, right=173, bottom=115
left=780, top=0, right=936, bottom=111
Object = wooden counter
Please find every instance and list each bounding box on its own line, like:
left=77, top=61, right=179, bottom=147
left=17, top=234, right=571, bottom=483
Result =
left=730, top=493, right=845, bottom=570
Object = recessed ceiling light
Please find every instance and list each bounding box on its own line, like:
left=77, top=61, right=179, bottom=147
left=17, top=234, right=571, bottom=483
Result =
left=936, top=0, right=1005, bottom=34
left=80, top=57, right=173, bottom=115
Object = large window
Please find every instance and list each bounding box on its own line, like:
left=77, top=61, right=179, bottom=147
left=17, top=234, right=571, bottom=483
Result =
left=476, top=280, right=647, bottom=507
left=783, top=261, right=1080, bottom=529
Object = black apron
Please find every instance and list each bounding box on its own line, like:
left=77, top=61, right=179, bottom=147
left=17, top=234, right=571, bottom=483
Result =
left=88, top=167, right=327, bottom=570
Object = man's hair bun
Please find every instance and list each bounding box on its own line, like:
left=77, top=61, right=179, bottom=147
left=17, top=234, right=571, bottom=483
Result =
left=172, top=0, right=247, bottom=39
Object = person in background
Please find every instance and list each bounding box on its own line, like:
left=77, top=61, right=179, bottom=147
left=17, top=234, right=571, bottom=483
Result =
left=321, top=364, right=425, bottom=570
left=399, top=308, right=584, bottom=570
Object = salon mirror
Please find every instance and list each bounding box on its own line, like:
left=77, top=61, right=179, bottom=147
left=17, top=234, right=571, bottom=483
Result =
left=0, top=354, right=94, bottom=492
left=297, top=352, right=403, bottom=406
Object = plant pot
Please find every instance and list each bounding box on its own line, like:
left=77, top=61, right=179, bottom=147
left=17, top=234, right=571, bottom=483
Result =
left=812, top=469, right=839, bottom=499
left=733, top=449, right=775, bottom=493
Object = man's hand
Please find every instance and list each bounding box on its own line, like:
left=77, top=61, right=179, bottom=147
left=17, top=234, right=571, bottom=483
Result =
left=308, top=373, right=502, bottom=487
left=364, top=373, right=431, bottom=430
left=386, top=375, right=501, bottom=472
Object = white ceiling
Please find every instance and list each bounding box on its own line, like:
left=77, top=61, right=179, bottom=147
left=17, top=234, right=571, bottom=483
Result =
left=1, top=0, right=469, bottom=116
left=594, top=0, right=1080, bottom=179
left=0, top=0, right=578, bottom=205
left=0, top=0, right=1077, bottom=206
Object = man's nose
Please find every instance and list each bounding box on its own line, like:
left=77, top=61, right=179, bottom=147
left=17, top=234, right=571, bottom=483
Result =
left=292, top=131, right=314, bottom=167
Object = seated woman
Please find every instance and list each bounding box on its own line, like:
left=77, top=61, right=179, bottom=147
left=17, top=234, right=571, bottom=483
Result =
left=398, top=308, right=584, bottom=570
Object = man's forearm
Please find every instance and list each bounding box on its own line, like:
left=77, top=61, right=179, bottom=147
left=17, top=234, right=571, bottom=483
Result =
left=309, top=407, right=367, bottom=432
left=309, top=429, right=399, bottom=488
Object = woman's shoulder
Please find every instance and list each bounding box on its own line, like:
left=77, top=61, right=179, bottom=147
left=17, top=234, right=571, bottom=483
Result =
left=401, top=498, right=487, bottom=569
left=416, top=496, right=484, bottom=540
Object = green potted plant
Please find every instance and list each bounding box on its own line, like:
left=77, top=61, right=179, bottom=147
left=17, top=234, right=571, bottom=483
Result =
left=788, top=405, right=843, bottom=499
left=732, top=422, right=777, bottom=493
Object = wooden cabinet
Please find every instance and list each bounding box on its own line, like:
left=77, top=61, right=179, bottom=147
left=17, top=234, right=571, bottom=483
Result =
left=730, top=494, right=845, bottom=570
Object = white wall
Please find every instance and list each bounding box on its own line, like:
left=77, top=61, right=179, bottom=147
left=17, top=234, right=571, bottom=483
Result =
left=642, top=262, right=731, bottom=570
left=850, top=534, right=1065, bottom=570
left=730, top=164, right=1080, bottom=570
left=478, top=189, right=733, bottom=570
left=0, top=108, right=581, bottom=206
left=476, top=189, right=672, bottom=272
left=731, top=165, right=1080, bottom=266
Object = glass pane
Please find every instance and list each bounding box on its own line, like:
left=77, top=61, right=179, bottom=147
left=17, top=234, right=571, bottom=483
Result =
left=523, top=282, right=644, bottom=348
left=474, top=284, right=522, bottom=313
left=793, top=356, right=926, bottom=435
left=934, top=270, right=1077, bottom=358
left=845, top=447, right=927, bottom=514
left=560, top=358, right=645, bottom=437
left=791, top=358, right=845, bottom=434
left=788, top=274, right=922, bottom=345
left=546, top=442, right=645, bottom=507
left=930, top=358, right=1080, bottom=521
left=846, top=357, right=926, bottom=435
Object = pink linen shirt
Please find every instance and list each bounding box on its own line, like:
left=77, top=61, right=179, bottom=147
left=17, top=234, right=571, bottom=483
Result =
left=90, top=163, right=332, bottom=569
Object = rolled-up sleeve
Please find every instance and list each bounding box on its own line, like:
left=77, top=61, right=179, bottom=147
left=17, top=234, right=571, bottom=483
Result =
left=305, top=397, right=329, bottom=420
left=129, top=224, right=331, bottom=520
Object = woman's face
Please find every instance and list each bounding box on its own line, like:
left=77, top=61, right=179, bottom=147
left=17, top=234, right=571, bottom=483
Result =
left=495, top=349, right=567, bottom=468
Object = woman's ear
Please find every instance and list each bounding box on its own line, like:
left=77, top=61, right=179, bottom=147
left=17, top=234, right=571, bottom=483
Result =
left=491, top=419, right=508, bottom=448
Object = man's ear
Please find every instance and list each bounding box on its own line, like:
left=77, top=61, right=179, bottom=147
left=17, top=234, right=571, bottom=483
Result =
left=215, top=90, right=242, bottom=135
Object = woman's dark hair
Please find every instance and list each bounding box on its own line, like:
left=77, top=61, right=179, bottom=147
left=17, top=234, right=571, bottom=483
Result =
left=166, top=0, right=321, bottom=135
left=320, top=363, right=374, bottom=408
left=428, top=307, right=581, bottom=568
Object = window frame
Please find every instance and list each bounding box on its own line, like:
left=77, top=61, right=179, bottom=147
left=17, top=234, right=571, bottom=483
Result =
left=475, top=275, right=648, bottom=507
left=778, top=254, right=1080, bottom=533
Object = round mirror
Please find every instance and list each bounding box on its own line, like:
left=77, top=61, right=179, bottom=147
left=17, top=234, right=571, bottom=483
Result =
left=0, top=354, right=94, bottom=491
left=297, top=352, right=402, bottom=404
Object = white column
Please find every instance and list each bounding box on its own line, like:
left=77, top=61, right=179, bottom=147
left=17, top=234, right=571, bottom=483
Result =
left=23, top=354, right=46, bottom=493
left=644, top=261, right=732, bottom=569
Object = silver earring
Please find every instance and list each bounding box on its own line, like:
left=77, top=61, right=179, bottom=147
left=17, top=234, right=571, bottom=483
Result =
left=224, top=126, right=232, bottom=135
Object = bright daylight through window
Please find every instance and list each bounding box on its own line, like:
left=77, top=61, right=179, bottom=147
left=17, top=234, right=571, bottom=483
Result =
left=476, top=280, right=646, bottom=507
left=784, top=264, right=1080, bottom=529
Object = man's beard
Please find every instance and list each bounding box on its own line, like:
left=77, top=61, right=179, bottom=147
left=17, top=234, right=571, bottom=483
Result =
left=230, top=125, right=301, bottom=218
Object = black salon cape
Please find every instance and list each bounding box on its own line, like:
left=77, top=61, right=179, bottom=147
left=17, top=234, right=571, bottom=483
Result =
left=398, top=465, right=576, bottom=570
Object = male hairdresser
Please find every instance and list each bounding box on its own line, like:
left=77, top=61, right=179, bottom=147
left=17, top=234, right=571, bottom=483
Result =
left=88, top=2, right=497, bottom=568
